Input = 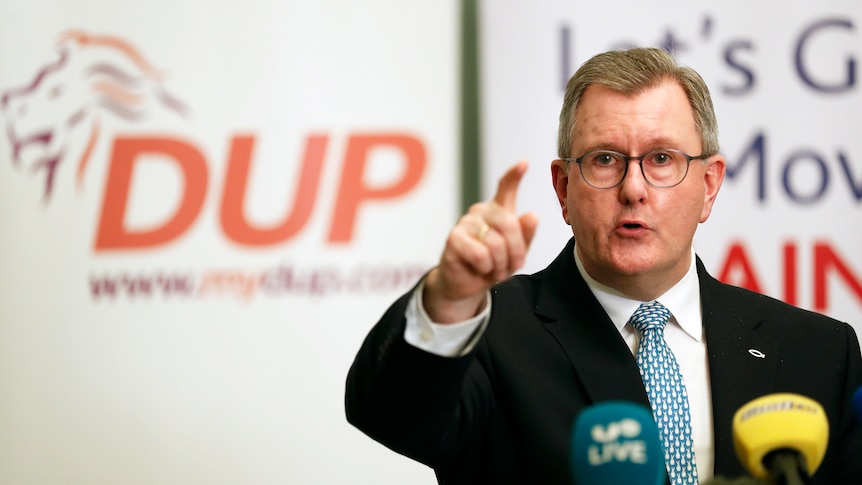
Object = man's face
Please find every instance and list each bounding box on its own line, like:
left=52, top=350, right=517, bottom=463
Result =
left=551, top=81, right=725, bottom=298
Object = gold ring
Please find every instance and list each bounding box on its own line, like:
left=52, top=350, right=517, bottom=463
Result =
left=476, top=223, right=490, bottom=241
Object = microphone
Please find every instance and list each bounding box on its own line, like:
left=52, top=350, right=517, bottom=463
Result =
left=569, top=401, right=665, bottom=485
left=732, top=393, right=829, bottom=485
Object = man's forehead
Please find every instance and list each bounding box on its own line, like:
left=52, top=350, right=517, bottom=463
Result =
left=571, top=82, right=698, bottom=149
left=576, top=81, right=690, bottom=115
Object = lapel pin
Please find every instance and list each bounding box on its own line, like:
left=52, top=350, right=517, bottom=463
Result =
left=748, top=349, right=766, bottom=359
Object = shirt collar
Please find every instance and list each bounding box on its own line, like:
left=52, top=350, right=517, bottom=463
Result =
left=573, top=243, right=703, bottom=342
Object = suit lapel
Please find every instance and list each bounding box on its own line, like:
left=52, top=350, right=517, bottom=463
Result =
left=534, top=239, right=651, bottom=408
left=698, top=259, right=778, bottom=476
left=532, top=247, right=781, bottom=476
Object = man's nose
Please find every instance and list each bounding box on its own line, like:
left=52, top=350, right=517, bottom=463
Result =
left=618, top=159, right=649, bottom=202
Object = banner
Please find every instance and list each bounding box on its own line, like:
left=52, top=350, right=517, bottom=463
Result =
left=0, top=1, right=454, bottom=483
left=480, top=0, right=862, bottom=331
left=4, top=1, right=860, bottom=483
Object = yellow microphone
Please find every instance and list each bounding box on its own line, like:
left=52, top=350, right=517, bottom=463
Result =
left=732, top=393, right=828, bottom=484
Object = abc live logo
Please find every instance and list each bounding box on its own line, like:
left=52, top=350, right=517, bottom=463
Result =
left=2, top=30, right=427, bottom=251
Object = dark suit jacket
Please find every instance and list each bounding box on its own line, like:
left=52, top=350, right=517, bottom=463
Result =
left=345, top=238, right=862, bottom=484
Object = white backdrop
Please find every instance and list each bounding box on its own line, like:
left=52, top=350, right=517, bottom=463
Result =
left=480, top=0, right=862, bottom=331
left=0, top=1, right=454, bottom=483
left=2, top=1, right=861, bottom=484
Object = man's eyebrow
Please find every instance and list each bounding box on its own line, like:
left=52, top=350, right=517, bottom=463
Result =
left=639, top=136, right=681, bottom=148
left=578, top=138, right=680, bottom=154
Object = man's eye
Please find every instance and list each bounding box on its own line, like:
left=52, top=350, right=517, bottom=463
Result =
left=594, top=154, right=615, bottom=165
left=651, top=152, right=672, bottom=164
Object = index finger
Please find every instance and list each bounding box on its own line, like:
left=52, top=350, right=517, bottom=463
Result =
left=492, top=160, right=529, bottom=211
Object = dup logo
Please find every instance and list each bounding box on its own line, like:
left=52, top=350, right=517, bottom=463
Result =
left=1, top=30, right=188, bottom=201
left=2, top=30, right=428, bottom=252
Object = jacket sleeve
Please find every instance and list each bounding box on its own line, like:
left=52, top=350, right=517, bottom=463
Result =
left=344, top=288, right=494, bottom=468
left=834, top=322, right=862, bottom=483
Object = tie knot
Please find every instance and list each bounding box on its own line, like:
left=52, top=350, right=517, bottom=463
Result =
left=629, top=300, right=670, bottom=334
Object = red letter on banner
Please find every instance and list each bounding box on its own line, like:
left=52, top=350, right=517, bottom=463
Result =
left=220, top=134, right=328, bottom=246
left=813, top=242, right=862, bottom=311
left=783, top=242, right=798, bottom=306
left=328, top=134, right=426, bottom=243
left=717, top=242, right=764, bottom=294
left=95, top=137, right=208, bottom=250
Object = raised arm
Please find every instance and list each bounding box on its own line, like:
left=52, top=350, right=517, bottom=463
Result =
left=423, top=161, right=538, bottom=323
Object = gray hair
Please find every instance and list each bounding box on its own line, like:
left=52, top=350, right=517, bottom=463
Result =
left=557, top=47, right=719, bottom=159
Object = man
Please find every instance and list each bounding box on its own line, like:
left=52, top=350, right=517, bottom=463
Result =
left=345, top=48, right=862, bottom=484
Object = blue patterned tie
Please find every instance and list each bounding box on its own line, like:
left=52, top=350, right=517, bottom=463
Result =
left=629, top=301, right=698, bottom=485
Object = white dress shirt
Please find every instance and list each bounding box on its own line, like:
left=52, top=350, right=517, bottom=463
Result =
left=403, top=244, right=715, bottom=480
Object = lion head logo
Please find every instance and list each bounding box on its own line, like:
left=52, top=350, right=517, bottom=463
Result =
left=1, top=30, right=188, bottom=202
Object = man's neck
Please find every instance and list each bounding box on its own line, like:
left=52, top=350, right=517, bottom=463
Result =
left=573, top=244, right=693, bottom=301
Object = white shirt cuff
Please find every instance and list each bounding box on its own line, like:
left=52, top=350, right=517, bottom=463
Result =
left=403, top=278, right=491, bottom=357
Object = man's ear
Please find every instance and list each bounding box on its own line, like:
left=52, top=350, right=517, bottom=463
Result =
left=700, top=155, right=726, bottom=223
left=551, top=159, right=571, bottom=225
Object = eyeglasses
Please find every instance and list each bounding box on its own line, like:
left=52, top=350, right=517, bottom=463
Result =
left=562, top=149, right=710, bottom=189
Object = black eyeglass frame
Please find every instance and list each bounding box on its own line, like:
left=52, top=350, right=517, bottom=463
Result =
left=561, top=149, right=712, bottom=189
